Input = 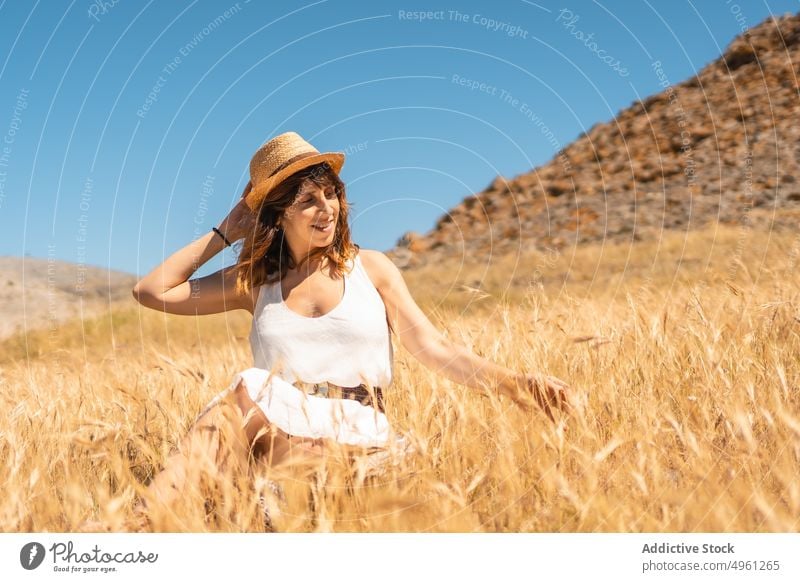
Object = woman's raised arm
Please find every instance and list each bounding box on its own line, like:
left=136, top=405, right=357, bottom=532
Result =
left=362, top=249, right=575, bottom=420
left=132, top=183, right=257, bottom=315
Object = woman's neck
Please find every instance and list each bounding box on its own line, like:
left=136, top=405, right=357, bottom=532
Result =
left=289, top=252, right=329, bottom=277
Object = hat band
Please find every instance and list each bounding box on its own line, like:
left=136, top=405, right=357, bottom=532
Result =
left=267, top=151, right=323, bottom=178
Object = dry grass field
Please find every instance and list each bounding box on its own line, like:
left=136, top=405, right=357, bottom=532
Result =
left=1, top=220, right=799, bottom=532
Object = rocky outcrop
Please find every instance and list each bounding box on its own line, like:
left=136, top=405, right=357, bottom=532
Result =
left=388, top=12, right=800, bottom=269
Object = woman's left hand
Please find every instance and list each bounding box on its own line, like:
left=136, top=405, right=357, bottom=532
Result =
left=513, top=373, right=575, bottom=421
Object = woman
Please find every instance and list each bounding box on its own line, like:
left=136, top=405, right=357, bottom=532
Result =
left=130, top=131, right=574, bottom=528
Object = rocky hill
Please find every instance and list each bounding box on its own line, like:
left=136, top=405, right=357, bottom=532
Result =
left=0, top=256, right=137, bottom=341
left=388, top=11, right=800, bottom=269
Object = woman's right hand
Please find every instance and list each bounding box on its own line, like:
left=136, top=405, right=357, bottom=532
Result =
left=516, top=373, right=577, bottom=422
left=215, top=181, right=258, bottom=244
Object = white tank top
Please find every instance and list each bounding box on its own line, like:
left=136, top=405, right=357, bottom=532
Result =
left=249, top=253, right=394, bottom=388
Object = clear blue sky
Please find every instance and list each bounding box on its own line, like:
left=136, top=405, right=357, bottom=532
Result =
left=0, top=0, right=796, bottom=278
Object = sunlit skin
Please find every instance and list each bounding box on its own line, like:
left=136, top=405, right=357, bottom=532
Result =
left=278, top=181, right=339, bottom=274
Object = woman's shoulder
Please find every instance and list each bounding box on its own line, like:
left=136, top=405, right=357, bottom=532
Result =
left=244, top=283, right=263, bottom=315
left=355, top=247, right=379, bottom=269
left=355, top=248, right=398, bottom=292
left=246, top=276, right=278, bottom=315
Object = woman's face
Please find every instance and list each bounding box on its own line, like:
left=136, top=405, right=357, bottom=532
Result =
left=279, top=179, right=340, bottom=260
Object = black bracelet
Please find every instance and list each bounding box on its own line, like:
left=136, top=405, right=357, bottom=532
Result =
left=212, top=227, right=232, bottom=247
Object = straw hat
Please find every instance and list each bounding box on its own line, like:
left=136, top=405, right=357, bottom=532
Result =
left=244, top=131, right=345, bottom=211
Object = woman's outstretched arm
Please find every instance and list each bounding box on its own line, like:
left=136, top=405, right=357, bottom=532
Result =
left=362, top=250, right=574, bottom=420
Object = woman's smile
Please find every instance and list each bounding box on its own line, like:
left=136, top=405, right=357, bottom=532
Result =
left=311, top=216, right=335, bottom=234
left=278, top=179, right=341, bottom=257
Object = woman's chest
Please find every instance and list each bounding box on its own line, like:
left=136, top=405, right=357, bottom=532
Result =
left=280, top=271, right=345, bottom=318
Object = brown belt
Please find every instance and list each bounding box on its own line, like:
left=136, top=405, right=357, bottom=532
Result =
left=294, top=381, right=385, bottom=413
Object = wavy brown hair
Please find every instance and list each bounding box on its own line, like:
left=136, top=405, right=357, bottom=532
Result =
left=233, top=161, right=359, bottom=298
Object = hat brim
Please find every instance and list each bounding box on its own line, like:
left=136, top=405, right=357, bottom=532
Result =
left=245, top=152, right=345, bottom=212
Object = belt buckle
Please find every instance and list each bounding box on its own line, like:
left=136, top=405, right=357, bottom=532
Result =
left=299, top=381, right=383, bottom=411
left=298, top=381, right=330, bottom=398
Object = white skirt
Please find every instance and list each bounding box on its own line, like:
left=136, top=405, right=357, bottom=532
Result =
left=197, top=367, right=408, bottom=450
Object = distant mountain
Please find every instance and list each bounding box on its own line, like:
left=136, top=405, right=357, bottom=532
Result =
left=388, top=11, right=800, bottom=269
left=0, top=256, right=137, bottom=340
